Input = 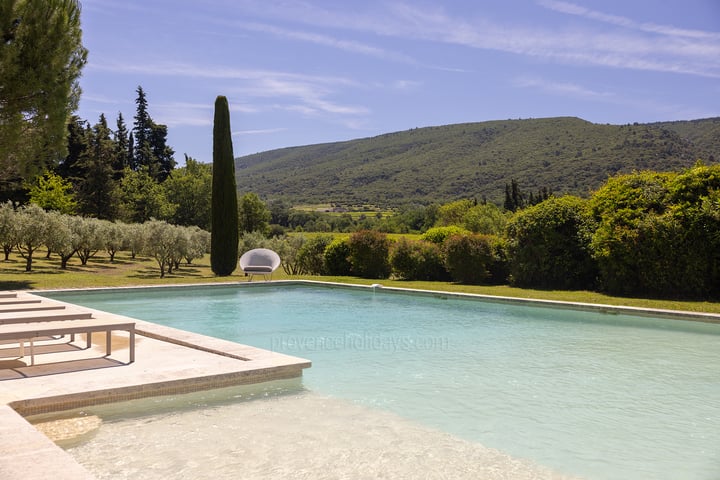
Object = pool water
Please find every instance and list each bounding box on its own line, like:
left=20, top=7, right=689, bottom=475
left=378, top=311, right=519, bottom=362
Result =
left=44, top=284, right=720, bottom=480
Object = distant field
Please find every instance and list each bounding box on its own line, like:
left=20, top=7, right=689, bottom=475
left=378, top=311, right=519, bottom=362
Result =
left=292, top=204, right=394, bottom=219
left=288, top=232, right=422, bottom=241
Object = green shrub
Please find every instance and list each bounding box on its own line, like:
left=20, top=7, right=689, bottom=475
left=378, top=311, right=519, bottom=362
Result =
left=238, top=231, right=268, bottom=255
left=347, top=230, right=391, bottom=279
left=278, top=234, right=306, bottom=275
left=442, top=233, right=495, bottom=284
left=487, top=236, right=510, bottom=285
left=421, top=225, right=470, bottom=244
left=506, top=196, right=597, bottom=290
left=463, top=203, right=508, bottom=235
left=588, top=166, right=720, bottom=298
left=298, top=235, right=333, bottom=275
left=324, top=238, right=352, bottom=276
left=390, top=238, right=448, bottom=281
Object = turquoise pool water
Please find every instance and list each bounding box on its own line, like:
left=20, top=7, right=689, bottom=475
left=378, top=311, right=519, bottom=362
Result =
left=45, top=284, right=720, bottom=480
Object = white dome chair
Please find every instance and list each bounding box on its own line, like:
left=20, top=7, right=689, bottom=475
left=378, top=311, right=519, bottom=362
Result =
left=239, top=248, right=281, bottom=281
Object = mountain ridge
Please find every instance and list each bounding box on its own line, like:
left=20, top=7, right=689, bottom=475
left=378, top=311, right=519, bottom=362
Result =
left=234, top=116, right=720, bottom=207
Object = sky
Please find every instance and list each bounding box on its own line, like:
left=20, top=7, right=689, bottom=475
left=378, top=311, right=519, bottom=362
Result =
left=76, top=0, right=720, bottom=164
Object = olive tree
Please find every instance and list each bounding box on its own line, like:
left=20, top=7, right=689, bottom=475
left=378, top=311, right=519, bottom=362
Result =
left=0, top=201, right=18, bottom=260
left=143, top=219, right=177, bottom=278
left=184, top=226, right=210, bottom=264
left=75, top=217, right=107, bottom=265
left=168, top=225, right=190, bottom=273
left=44, top=211, right=81, bottom=268
left=101, top=220, right=127, bottom=262
left=14, top=203, right=49, bottom=271
left=126, top=222, right=147, bottom=259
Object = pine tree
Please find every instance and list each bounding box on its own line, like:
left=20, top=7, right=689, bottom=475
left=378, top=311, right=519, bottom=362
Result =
left=132, top=85, right=153, bottom=172
left=131, top=86, right=175, bottom=182
left=0, top=0, right=88, bottom=195
left=56, top=115, right=89, bottom=182
left=128, top=132, right=135, bottom=169
left=210, top=96, right=238, bottom=276
left=150, top=122, right=175, bottom=182
left=113, top=112, right=131, bottom=178
left=78, top=114, right=118, bottom=219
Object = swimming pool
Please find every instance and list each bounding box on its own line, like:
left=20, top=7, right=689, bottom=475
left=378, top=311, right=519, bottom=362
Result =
left=43, top=283, right=720, bottom=480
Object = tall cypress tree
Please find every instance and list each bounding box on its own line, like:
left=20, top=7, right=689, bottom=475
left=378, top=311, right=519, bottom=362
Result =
left=210, top=96, right=238, bottom=276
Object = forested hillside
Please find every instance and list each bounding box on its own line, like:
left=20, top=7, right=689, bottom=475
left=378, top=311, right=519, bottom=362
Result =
left=235, top=117, right=720, bottom=207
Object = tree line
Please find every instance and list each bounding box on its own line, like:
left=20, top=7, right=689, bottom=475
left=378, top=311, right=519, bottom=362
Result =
left=240, top=163, right=720, bottom=300
left=10, top=86, right=191, bottom=223
left=0, top=202, right=209, bottom=278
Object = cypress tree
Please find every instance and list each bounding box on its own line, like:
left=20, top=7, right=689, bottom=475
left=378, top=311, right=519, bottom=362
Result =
left=210, top=96, right=239, bottom=276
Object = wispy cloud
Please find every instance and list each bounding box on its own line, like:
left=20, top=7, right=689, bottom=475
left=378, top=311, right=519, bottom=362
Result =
left=226, top=0, right=720, bottom=78
left=90, top=61, right=370, bottom=121
left=538, top=0, right=720, bottom=40
left=232, top=21, right=418, bottom=65
left=233, top=127, right=287, bottom=136
left=152, top=102, right=213, bottom=128
left=514, top=75, right=716, bottom=120
left=81, top=93, right=125, bottom=105
left=513, top=77, right=615, bottom=101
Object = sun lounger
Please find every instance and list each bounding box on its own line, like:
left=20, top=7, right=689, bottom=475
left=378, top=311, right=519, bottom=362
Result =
left=0, top=298, right=43, bottom=306
left=0, top=309, right=93, bottom=325
left=0, top=318, right=135, bottom=365
left=0, top=305, right=67, bottom=314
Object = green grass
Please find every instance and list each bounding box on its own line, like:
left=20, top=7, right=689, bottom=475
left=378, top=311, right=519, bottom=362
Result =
left=2, top=250, right=719, bottom=314
left=290, top=276, right=720, bottom=314
left=0, top=252, right=247, bottom=290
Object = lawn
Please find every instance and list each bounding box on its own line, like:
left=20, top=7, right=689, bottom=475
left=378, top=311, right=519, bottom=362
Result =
left=1, top=251, right=719, bottom=314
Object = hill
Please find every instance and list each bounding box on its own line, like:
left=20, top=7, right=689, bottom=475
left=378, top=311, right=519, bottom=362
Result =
left=235, top=116, right=720, bottom=207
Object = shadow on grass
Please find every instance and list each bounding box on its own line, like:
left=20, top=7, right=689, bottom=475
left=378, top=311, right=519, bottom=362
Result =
left=0, top=280, right=34, bottom=290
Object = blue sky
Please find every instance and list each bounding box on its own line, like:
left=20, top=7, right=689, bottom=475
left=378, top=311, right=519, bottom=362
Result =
left=77, top=0, right=720, bottom=163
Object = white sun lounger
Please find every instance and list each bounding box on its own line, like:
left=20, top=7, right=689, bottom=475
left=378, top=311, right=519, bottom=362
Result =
left=0, top=304, right=67, bottom=314
left=0, top=318, right=135, bottom=365
left=0, top=309, right=93, bottom=325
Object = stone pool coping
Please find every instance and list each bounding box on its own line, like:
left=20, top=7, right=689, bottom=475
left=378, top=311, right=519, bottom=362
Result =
left=1, top=280, right=718, bottom=480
